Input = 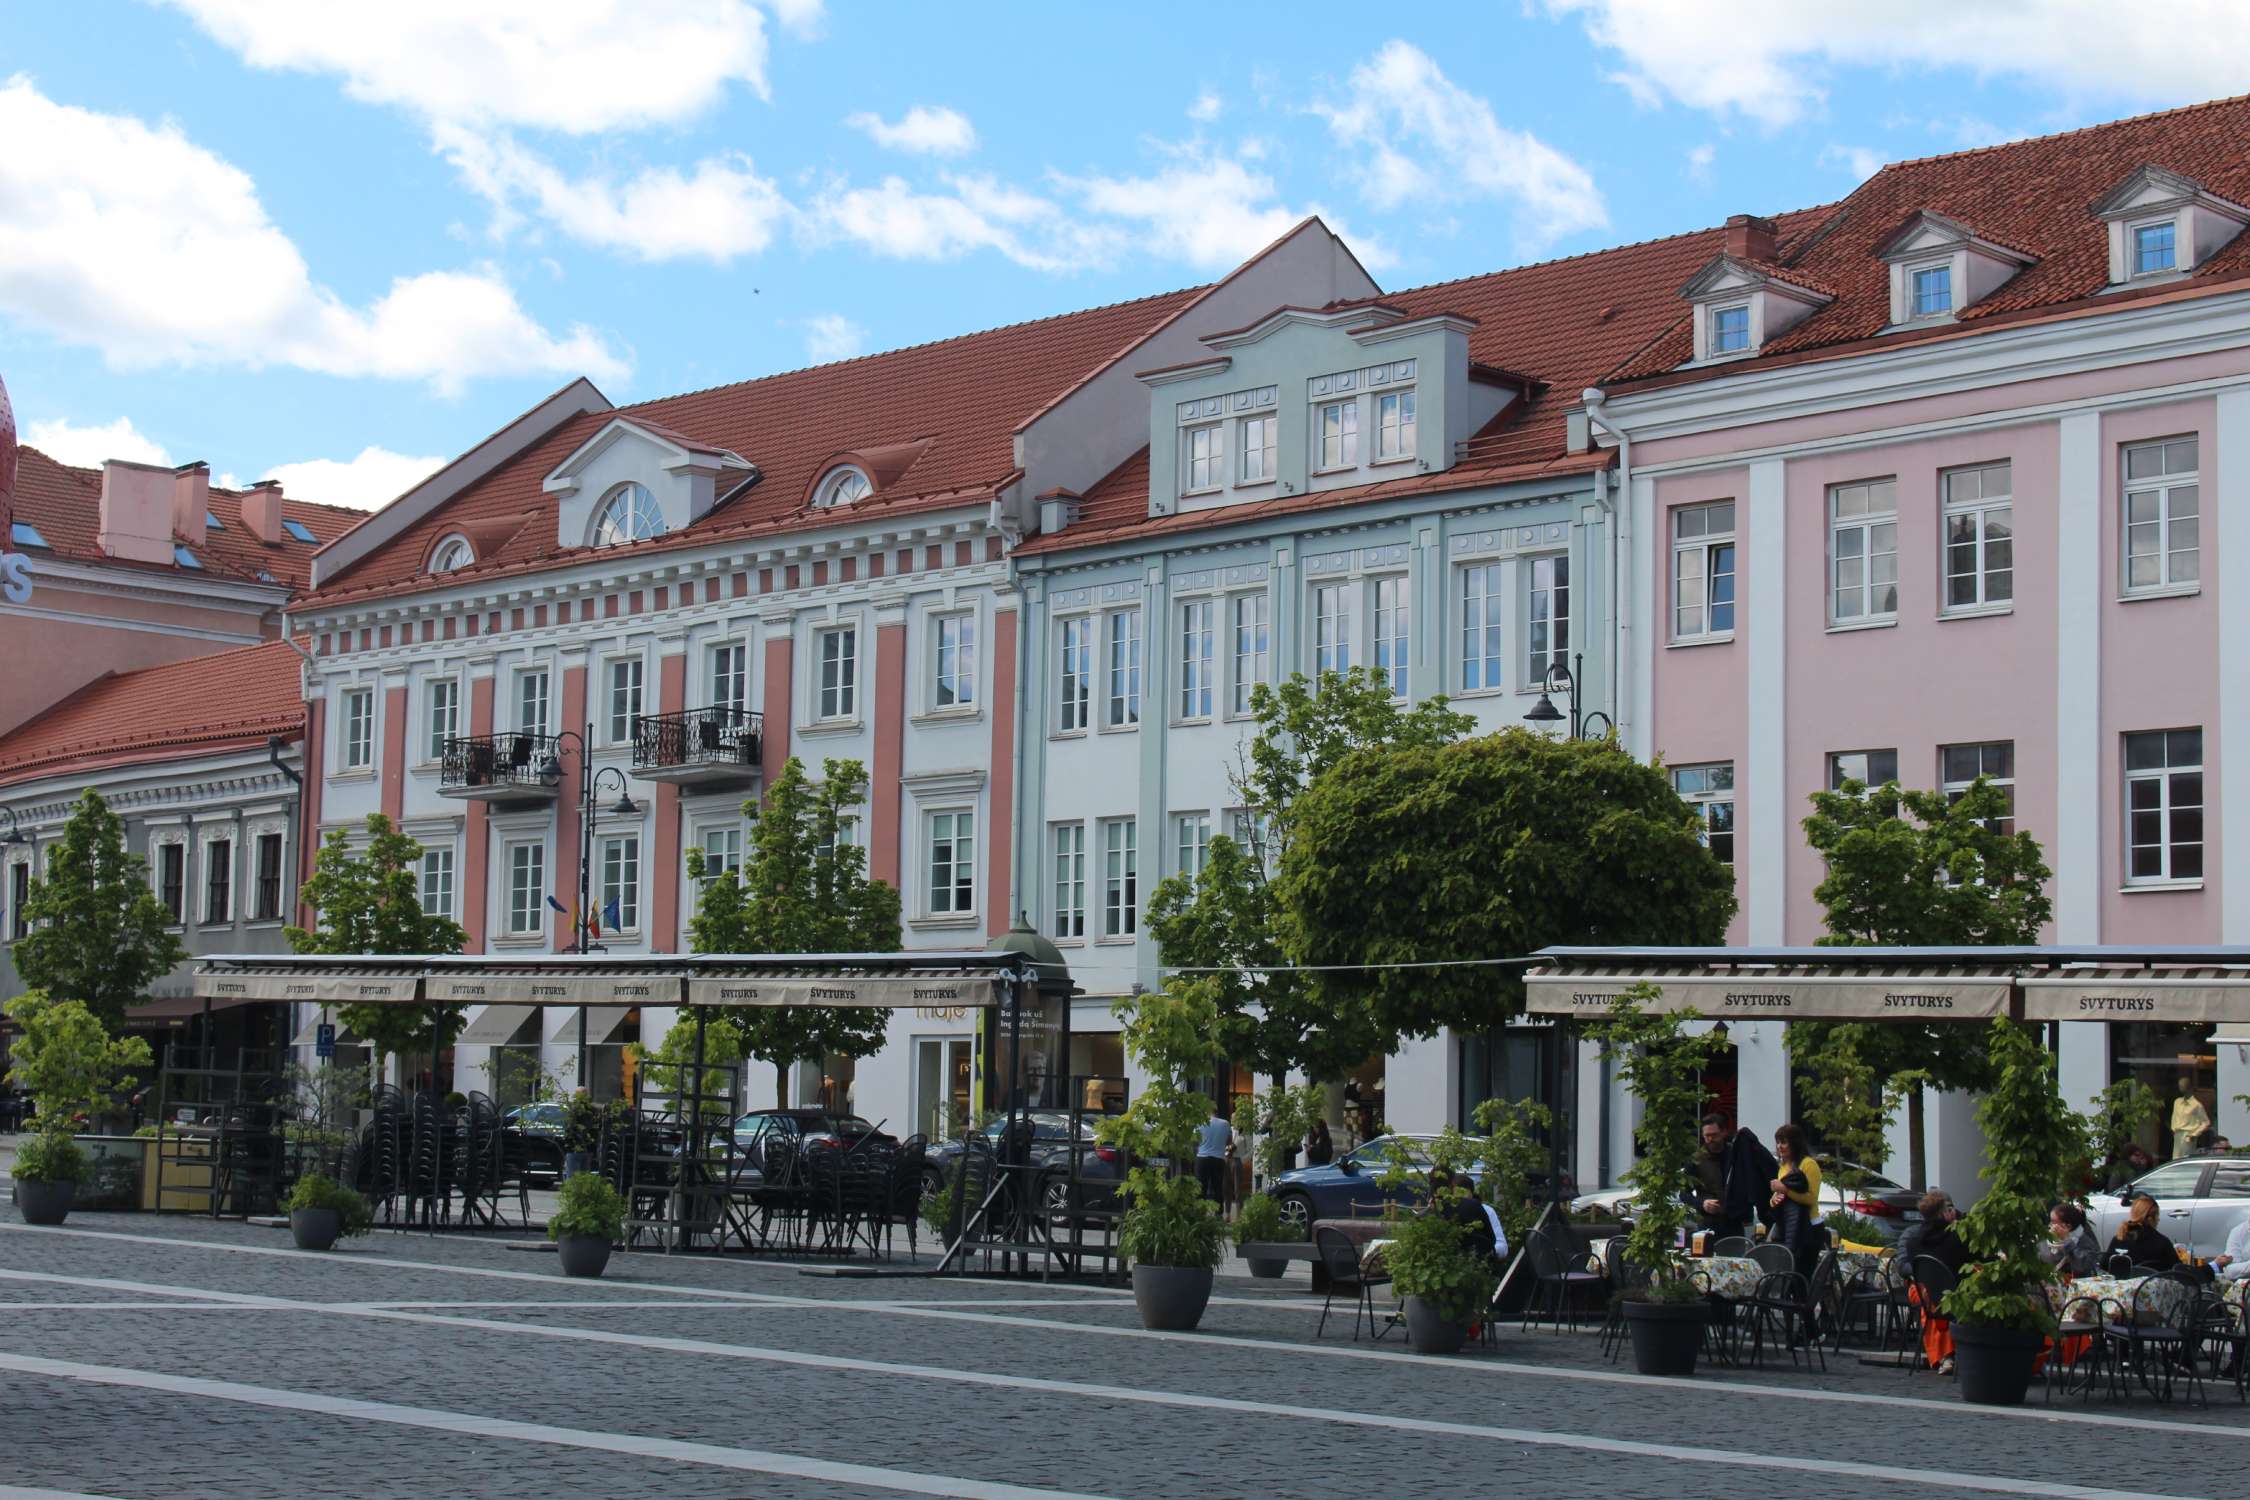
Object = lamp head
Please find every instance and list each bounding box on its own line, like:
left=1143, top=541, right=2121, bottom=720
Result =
left=1523, top=692, right=1563, bottom=726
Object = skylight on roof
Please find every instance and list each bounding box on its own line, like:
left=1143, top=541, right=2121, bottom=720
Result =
left=281, top=519, right=317, bottom=544
left=206, top=512, right=225, bottom=530
left=173, top=545, right=203, bottom=570
left=9, top=521, right=49, bottom=549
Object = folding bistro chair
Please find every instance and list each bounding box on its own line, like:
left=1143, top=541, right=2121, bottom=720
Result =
left=1314, top=1227, right=1393, bottom=1343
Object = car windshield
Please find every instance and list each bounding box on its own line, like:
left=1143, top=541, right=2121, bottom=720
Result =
left=980, top=1112, right=1081, bottom=1140
left=1836, top=1164, right=1905, bottom=1191
left=1347, top=1136, right=1432, bottom=1169
left=828, top=1116, right=877, bottom=1135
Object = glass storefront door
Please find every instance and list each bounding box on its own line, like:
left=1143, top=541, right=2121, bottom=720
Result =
left=2112, top=1021, right=2219, bottom=1158
left=914, top=1035, right=978, bottom=1141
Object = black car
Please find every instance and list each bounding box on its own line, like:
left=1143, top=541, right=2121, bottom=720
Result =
left=724, top=1108, right=897, bottom=1185
left=924, top=1110, right=1123, bottom=1213
left=502, top=1102, right=568, bottom=1184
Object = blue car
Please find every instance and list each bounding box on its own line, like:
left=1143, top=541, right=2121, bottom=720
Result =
left=1266, top=1135, right=1469, bottom=1232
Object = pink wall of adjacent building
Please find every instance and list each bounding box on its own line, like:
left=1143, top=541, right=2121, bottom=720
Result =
left=0, top=579, right=272, bottom=738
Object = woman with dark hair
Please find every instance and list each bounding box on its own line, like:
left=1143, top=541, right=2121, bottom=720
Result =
left=1765, top=1122, right=1826, bottom=1279
left=2108, top=1194, right=2178, bottom=1272
left=1304, top=1118, right=1334, bottom=1166
left=2042, top=1202, right=2100, bottom=1277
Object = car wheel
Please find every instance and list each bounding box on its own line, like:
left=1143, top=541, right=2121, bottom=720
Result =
left=1042, top=1176, right=1073, bottom=1215
left=921, top=1169, right=946, bottom=1204
left=1275, top=1193, right=1313, bottom=1233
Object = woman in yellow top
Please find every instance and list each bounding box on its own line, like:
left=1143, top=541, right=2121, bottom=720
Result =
left=1767, top=1121, right=1826, bottom=1279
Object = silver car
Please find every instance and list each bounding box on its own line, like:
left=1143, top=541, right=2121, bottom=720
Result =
left=2089, top=1156, right=2250, bottom=1259
left=1569, top=1161, right=1922, bottom=1243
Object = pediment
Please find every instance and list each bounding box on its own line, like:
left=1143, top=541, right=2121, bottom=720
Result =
left=1679, top=254, right=1832, bottom=306
left=541, top=417, right=749, bottom=497
left=2092, top=164, right=2210, bottom=219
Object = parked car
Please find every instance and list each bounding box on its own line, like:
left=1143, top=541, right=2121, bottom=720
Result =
left=2088, top=1155, right=2250, bottom=1259
left=722, top=1108, right=898, bottom=1186
left=925, top=1110, right=1124, bottom=1213
left=1264, top=1135, right=1464, bottom=1231
left=502, top=1102, right=568, bottom=1184
left=1569, top=1160, right=1922, bottom=1243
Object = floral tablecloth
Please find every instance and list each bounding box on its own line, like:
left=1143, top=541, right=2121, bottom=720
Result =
left=1584, top=1238, right=1765, bottom=1299
left=1836, top=1249, right=1904, bottom=1289
left=2049, top=1273, right=2193, bottom=1327
left=2220, top=1275, right=2250, bottom=1326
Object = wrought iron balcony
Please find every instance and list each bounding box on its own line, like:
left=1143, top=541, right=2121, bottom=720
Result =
left=632, top=705, right=762, bottom=787
left=438, top=732, right=562, bottom=804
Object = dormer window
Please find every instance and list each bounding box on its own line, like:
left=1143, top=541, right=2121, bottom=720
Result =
left=1910, top=264, right=1953, bottom=317
left=590, top=482, right=665, bottom=547
left=1710, top=304, right=1751, bottom=355
left=815, top=466, right=872, bottom=508
left=1184, top=424, right=1223, bottom=492
left=428, top=535, right=473, bottom=574
left=1374, top=387, right=1417, bottom=459
left=2133, top=221, right=2177, bottom=276
left=1680, top=253, right=1833, bottom=363
left=1877, top=211, right=2032, bottom=328
left=2093, top=166, right=2248, bottom=286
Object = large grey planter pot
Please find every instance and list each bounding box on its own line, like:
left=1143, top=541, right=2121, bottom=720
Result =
left=1131, top=1264, right=1214, bottom=1331
left=1623, top=1298, right=1711, bottom=1377
left=1244, top=1256, right=1288, bottom=1279
left=1953, top=1324, right=2043, bottom=1407
left=16, top=1179, right=75, bottom=1226
left=290, top=1208, right=342, bottom=1251
left=1403, top=1295, right=1472, bottom=1355
left=557, top=1234, right=613, bottom=1279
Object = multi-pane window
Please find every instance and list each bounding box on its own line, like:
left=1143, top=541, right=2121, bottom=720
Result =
left=1185, top=425, right=1223, bottom=490
left=506, top=842, right=544, bottom=936
left=425, top=678, right=459, bottom=761
left=1175, top=813, right=1211, bottom=880
left=1911, top=264, right=1952, bottom=317
left=1239, top=414, right=1277, bottom=484
left=1230, top=593, right=1268, bottom=715
left=2123, top=437, right=2199, bottom=593
left=1229, top=808, right=1273, bottom=868
left=1527, top=554, right=1569, bottom=681
left=699, top=826, right=742, bottom=887
left=1829, top=478, right=1899, bottom=623
left=1829, top=749, right=1900, bottom=790
left=1101, top=819, right=1138, bottom=938
left=600, top=834, right=640, bottom=932
left=203, top=838, right=232, bottom=925
left=8, top=861, right=28, bottom=940
left=709, top=642, right=747, bottom=713
left=2125, top=729, right=2203, bottom=883
left=1313, top=583, right=1353, bottom=676
left=607, top=658, right=644, bottom=742
left=157, top=842, right=185, bottom=923
left=1057, top=617, right=1091, bottom=732
left=1712, top=304, right=1750, bottom=354
left=1316, top=400, right=1358, bottom=469
left=1371, top=576, right=1409, bottom=698
left=813, top=814, right=859, bottom=864
left=2134, top=221, right=2177, bottom=276
left=1179, top=600, right=1215, bottom=718
left=419, top=847, right=455, bottom=919
left=1671, top=764, right=1735, bottom=865
left=1105, top=609, right=1141, bottom=728
left=932, top=613, right=976, bottom=710
left=254, top=831, right=284, bottom=921
left=1941, top=741, right=2016, bottom=834
left=928, top=811, right=976, bottom=916
left=342, top=688, right=373, bottom=770
left=1942, top=463, right=2013, bottom=612
left=1460, top=562, right=1504, bottom=691
left=517, top=669, right=550, bottom=735
left=1051, top=823, right=1086, bottom=940
left=1671, top=502, right=1736, bottom=641
left=1374, top=389, right=1416, bottom=460
left=816, top=627, right=857, bottom=721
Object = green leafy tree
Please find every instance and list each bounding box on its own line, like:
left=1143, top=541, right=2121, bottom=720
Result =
left=1469, top=1096, right=1553, bottom=1253
left=1789, top=1024, right=1902, bottom=1191
left=2084, top=1078, right=2161, bottom=1188
left=1941, top=1019, right=2077, bottom=1335
left=1145, top=668, right=1470, bottom=1091
left=1277, top=729, right=1736, bottom=1041
left=1231, top=1080, right=1325, bottom=1181
left=9, top=788, right=186, bottom=1032
left=4, top=991, right=153, bottom=1134
left=1097, top=978, right=1228, bottom=1268
left=287, top=814, right=467, bottom=1067
left=1797, top=774, right=2053, bottom=1188
left=1582, top=986, right=1729, bottom=1299
left=687, top=756, right=902, bottom=1103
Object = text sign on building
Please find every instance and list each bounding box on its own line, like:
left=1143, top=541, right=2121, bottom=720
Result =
left=196, top=972, right=421, bottom=1005
left=1524, top=972, right=2012, bottom=1020
left=689, top=976, right=1001, bottom=1009
left=0, top=553, right=28, bottom=605
left=425, top=973, right=682, bottom=1007
left=2020, top=978, right=2250, bottom=1024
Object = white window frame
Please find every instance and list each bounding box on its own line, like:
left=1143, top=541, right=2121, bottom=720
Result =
left=1458, top=561, right=1505, bottom=693
left=1238, top=413, right=1277, bottom=485
left=340, top=687, right=374, bottom=771
left=9, top=854, right=34, bottom=940
left=251, top=829, right=286, bottom=922
left=1314, top=398, right=1359, bottom=472
left=1051, top=822, right=1086, bottom=941
left=707, top=640, right=748, bottom=715
left=504, top=840, right=546, bottom=938
left=2122, top=436, right=2200, bottom=596
left=1828, top=477, right=1900, bottom=626
left=201, top=835, right=234, bottom=926
left=1710, top=302, right=1752, bottom=356
left=419, top=847, right=456, bottom=919
left=929, top=610, right=977, bottom=713
left=1104, top=608, right=1141, bottom=729
left=153, top=835, right=187, bottom=926
left=1940, top=741, right=2016, bottom=835
left=1178, top=598, right=1215, bottom=720
left=604, top=656, right=645, bottom=745
left=2124, top=728, right=2203, bottom=885
left=424, top=677, right=460, bottom=763
left=1671, top=763, right=1735, bottom=866
left=1940, top=462, right=2013, bottom=615
left=1828, top=749, right=1900, bottom=791
left=696, top=824, right=743, bottom=891
left=1909, top=262, right=1953, bottom=318
left=924, top=808, right=977, bottom=920
left=515, top=668, right=550, bottom=737
left=1670, top=502, right=1736, bottom=643
left=1100, top=817, right=1138, bottom=940
left=1373, top=388, right=1417, bottom=462
left=814, top=625, right=859, bottom=723
left=1056, top=615, right=1092, bottom=734
left=1313, top=582, right=1354, bottom=676
left=1524, top=553, right=1569, bottom=686
left=2132, top=219, right=2178, bottom=277
left=599, top=832, right=641, bottom=935
left=1174, top=812, right=1211, bottom=881
left=1229, top=592, right=1269, bottom=717
left=1183, top=423, right=1224, bottom=493
left=1370, top=575, right=1409, bottom=700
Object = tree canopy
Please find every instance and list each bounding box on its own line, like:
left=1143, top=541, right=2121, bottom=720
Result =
left=687, top=756, right=902, bottom=1101
left=10, top=788, right=186, bottom=1033
left=287, top=813, right=467, bottom=1064
left=1276, top=728, right=1736, bottom=1040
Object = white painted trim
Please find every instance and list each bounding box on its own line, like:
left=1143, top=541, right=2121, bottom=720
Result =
left=0, top=602, right=265, bottom=644
left=15, top=556, right=287, bottom=604
left=2219, top=388, right=2250, bottom=942
left=2055, top=412, right=2103, bottom=941
left=1744, top=458, right=1786, bottom=945
left=1626, top=475, right=1655, bottom=756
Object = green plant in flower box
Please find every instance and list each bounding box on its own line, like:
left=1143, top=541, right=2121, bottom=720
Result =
left=1583, top=986, right=1728, bottom=1305
left=549, top=1172, right=625, bottom=1244
left=285, top=1172, right=372, bottom=1237
left=12, top=1131, right=90, bottom=1186
left=1096, top=978, right=1226, bottom=1271
left=1374, top=1128, right=1496, bottom=1322
left=1941, top=1019, right=2069, bottom=1336
left=1232, top=1188, right=1298, bottom=1246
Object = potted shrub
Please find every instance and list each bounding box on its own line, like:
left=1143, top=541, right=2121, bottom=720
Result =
left=12, top=1132, right=90, bottom=1225
left=1941, top=1019, right=2073, bottom=1406
left=549, top=1171, right=625, bottom=1278
left=1231, top=1190, right=1302, bottom=1278
left=4, top=992, right=152, bottom=1227
left=1585, top=988, right=1729, bottom=1376
left=285, top=1172, right=372, bottom=1251
left=560, top=1093, right=605, bottom=1178
left=1097, top=979, right=1227, bottom=1331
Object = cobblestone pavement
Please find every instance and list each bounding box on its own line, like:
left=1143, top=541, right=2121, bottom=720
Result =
left=1, top=1214, right=2244, bottom=1499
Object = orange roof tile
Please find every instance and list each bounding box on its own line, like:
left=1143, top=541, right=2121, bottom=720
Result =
left=0, top=639, right=305, bottom=788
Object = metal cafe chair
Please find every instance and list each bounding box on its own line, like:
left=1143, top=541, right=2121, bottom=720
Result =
left=1313, top=1226, right=1392, bottom=1342
left=1521, top=1228, right=1606, bottom=1335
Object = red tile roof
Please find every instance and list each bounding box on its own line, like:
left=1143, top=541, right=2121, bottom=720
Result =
left=304, top=286, right=1212, bottom=607
left=10, top=448, right=363, bottom=591
left=0, top=639, right=304, bottom=788
left=1607, top=93, right=2250, bottom=384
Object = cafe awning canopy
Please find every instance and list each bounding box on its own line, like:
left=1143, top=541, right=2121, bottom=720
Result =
left=1526, top=945, right=2250, bottom=1024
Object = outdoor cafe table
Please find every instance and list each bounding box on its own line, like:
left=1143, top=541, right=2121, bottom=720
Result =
left=1587, top=1237, right=1762, bottom=1300
left=2048, top=1272, right=2195, bottom=1327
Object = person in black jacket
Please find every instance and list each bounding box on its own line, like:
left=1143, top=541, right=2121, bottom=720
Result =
left=1682, top=1115, right=1779, bottom=1241
left=2109, top=1193, right=2179, bottom=1271
left=1898, top=1189, right=1972, bottom=1277
left=1303, top=1118, right=1335, bottom=1166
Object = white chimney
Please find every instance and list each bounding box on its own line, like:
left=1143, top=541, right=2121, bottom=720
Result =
left=241, top=479, right=285, bottom=545
left=97, top=460, right=177, bottom=565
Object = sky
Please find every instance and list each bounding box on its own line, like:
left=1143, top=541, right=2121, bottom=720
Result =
left=6, top=1, right=2250, bottom=509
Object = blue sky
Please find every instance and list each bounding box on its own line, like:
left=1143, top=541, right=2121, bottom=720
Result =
left=5, top=1, right=2248, bottom=507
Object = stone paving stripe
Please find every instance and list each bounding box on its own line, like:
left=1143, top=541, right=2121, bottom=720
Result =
left=0, top=1352, right=1117, bottom=1500
left=0, top=1266, right=2199, bottom=1499
left=0, top=1488, right=132, bottom=1499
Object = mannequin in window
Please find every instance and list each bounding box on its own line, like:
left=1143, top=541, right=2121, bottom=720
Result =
left=2171, top=1078, right=2211, bottom=1160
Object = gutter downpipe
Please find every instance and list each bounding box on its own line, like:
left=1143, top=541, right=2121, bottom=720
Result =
left=1581, top=389, right=1631, bottom=752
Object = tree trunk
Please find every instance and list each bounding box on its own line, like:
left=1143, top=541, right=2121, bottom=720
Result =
left=775, top=1060, right=789, bottom=1110
left=1907, top=1087, right=1927, bottom=1191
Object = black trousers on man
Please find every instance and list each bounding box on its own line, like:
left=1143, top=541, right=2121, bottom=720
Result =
left=1196, top=1155, right=1227, bottom=1203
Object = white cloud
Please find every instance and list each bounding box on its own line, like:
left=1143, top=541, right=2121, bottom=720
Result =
left=802, top=173, right=1116, bottom=273
left=0, top=78, right=626, bottom=394
left=159, top=0, right=776, bottom=130
left=1054, top=146, right=1338, bottom=271
left=22, top=415, right=171, bottom=468
left=1188, top=91, right=1223, bottom=123
left=802, top=313, right=866, bottom=362
left=844, top=105, right=977, bottom=156
left=261, top=446, right=448, bottom=510
left=1685, top=142, right=1716, bottom=185
left=1821, top=144, right=1891, bottom=181
left=1312, top=40, right=1607, bottom=252
left=1545, top=0, right=2250, bottom=129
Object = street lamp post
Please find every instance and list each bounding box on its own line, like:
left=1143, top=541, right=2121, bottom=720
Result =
left=539, top=727, right=640, bottom=1089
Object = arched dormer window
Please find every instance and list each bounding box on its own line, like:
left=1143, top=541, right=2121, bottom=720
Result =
left=427, top=535, right=473, bottom=574
left=590, top=482, right=666, bottom=547
left=814, top=466, right=872, bottom=508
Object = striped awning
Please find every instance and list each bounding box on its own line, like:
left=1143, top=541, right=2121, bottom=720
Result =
left=2021, top=969, right=2250, bottom=1024
left=1525, top=964, right=2013, bottom=1021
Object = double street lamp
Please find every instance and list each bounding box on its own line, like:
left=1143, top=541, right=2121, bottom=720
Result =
left=1522, top=651, right=1613, bottom=742
left=538, top=728, right=640, bottom=1089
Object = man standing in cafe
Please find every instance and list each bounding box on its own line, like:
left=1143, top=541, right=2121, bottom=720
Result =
left=1196, top=1101, right=1234, bottom=1204
left=1685, top=1113, right=1772, bottom=1242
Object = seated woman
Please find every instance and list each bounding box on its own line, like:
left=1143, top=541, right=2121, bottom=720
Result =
left=2108, top=1194, right=2178, bottom=1272
left=2040, top=1202, right=2101, bottom=1278
left=1899, top=1189, right=1971, bottom=1277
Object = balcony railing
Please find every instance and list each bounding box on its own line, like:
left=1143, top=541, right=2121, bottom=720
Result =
left=632, top=705, right=762, bottom=782
left=439, top=732, right=562, bottom=800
